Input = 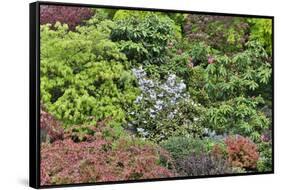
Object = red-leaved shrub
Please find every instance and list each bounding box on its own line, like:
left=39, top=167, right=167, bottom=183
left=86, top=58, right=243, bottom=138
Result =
left=225, top=135, right=259, bottom=169
left=41, top=137, right=175, bottom=185
left=40, top=5, right=94, bottom=30
left=183, top=15, right=249, bottom=52
left=40, top=107, right=63, bottom=143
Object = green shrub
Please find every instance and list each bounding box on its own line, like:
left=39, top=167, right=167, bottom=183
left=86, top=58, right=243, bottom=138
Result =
left=160, top=136, right=220, bottom=160
left=199, top=41, right=271, bottom=141
left=161, top=136, right=232, bottom=176
left=257, top=144, right=273, bottom=172
left=187, top=66, right=211, bottom=105
left=93, top=8, right=117, bottom=20
left=257, top=141, right=272, bottom=172
left=40, top=22, right=139, bottom=127
left=204, top=96, right=269, bottom=141
left=188, top=42, right=211, bottom=66
left=167, top=13, right=188, bottom=28
left=113, top=10, right=182, bottom=39
left=110, top=11, right=181, bottom=68
left=248, top=18, right=272, bottom=56
left=64, top=118, right=125, bottom=143
left=204, top=41, right=271, bottom=101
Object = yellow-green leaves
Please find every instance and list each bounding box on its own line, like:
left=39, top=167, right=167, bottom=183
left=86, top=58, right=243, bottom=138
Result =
left=248, top=18, right=272, bottom=55
left=40, top=22, right=139, bottom=128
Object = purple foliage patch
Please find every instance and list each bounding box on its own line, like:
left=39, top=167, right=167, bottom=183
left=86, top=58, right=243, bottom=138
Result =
left=40, top=5, right=94, bottom=30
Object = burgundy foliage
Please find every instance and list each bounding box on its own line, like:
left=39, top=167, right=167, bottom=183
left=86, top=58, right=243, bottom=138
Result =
left=40, top=5, right=94, bottom=30
left=183, top=15, right=249, bottom=52
left=260, top=129, right=272, bottom=142
left=41, top=121, right=175, bottom=185
left=175, top=150, right=232, bottom=176
left=176, top=152, right=233, bottom=176
left=41, top=139, right=175, bottom=185
left=40, top=108, right=63, bottom=143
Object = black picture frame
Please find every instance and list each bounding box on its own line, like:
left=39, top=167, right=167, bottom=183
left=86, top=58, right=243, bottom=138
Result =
left=30, top=1, right=274, bottom=189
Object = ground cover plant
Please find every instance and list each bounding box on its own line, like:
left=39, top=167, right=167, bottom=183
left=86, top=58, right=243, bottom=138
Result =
left=39, top=5, right=273, bottom=186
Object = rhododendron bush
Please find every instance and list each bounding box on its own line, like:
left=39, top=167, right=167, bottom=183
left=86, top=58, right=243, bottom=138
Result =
left=39, top=4, right=273, bottom=186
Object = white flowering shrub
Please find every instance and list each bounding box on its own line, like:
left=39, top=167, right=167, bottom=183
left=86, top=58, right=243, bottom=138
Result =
left=127, top=67, right=205, bottom=142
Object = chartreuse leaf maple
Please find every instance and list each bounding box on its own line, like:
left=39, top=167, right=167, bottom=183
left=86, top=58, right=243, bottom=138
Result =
left=41, top=21, right=139, bottom=128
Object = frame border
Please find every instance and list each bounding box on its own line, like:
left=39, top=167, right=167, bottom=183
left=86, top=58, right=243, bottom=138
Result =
left=30, top=2, right=41, bottom=189
left=29, top=1, right=274, bottom=189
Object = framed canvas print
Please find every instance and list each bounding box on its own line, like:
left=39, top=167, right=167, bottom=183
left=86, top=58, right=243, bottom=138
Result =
left=29, top=1, right=274, bottom=188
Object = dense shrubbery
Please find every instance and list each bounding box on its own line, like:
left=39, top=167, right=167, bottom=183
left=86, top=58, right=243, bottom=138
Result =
left=247, top=18, right=272, bottom=56
left=192, top=41, right=272, bottom=141
left=40, top=107, right=64, bottom=143
left=176, top=152, right=233, bottom=176
left=160, top=136, right=218, bottom=160
left=225, top=135, right=259, bottom=170
left=257, top=141, right=272, bottom=172
left=183, top=15, right=249, bottom=53
left=256, top=129, right=272, bottom=172
left=160, top=136, right=236, bottom=176
left=110, top=10, right=181, bottom=78
left=40, top=5, right=94, bottom=30
left=40, top=22, right=139, bottom=127
left=128, top=68, right=204, bottom=142
left=41, top=117, right=176, bottom=185
left=41, top=138, right=175, bottom=185
left=40, top=6, right=273, bottom=185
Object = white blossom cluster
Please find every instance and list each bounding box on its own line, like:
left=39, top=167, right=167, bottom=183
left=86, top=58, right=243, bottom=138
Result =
left=131, top=67, right=189, bottom=136
left=160, top=74, right=187, bottom=104
left=132, top=67, right=187, bottom=107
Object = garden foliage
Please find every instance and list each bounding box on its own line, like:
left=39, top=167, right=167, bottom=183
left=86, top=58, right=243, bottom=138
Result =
left=41, top=137, right=175, bottom=185
left=160, top=136, right=235, bottom=176
left=247, top=18, right=272, bottom=55
left=128, top=67, right=204, bottom=142
left=40, top=107, right=64, bottom=143
left=40, top=5, right=94, bottom=30
left=40, top=21, right=139, bottom=128
left=40, top=5, right=273, bottom=185
left=176, top=152, right=233, bottom=176
left=225, top=135, right=259, bottom=170
left=183, top=15, right=249, bottom=53
left=111, top=10, right=181, bottom=75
